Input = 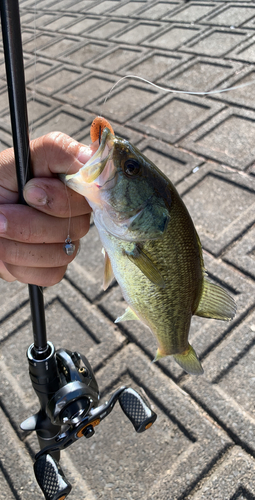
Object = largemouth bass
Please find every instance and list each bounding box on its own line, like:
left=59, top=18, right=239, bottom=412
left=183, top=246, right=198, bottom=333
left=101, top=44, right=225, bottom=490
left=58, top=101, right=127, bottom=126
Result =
left=64, top=119, right=236, bottom=375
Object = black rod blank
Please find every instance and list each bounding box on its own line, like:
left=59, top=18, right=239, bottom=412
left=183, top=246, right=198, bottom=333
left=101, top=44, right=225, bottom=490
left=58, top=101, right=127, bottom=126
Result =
left=1, top=0, right=47, bottom=353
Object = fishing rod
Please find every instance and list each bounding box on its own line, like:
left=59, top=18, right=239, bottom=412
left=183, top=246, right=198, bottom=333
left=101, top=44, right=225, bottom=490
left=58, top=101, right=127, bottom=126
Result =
left=0, top=1, right=157, bottom=498
left=0, top=0, right=63, bottom=477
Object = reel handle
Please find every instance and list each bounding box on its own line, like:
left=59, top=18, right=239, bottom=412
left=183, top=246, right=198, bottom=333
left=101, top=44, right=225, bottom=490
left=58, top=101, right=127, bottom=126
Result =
left=118, top=388, right=157, bottom=433
left=34, top=454, right=72, bottom=500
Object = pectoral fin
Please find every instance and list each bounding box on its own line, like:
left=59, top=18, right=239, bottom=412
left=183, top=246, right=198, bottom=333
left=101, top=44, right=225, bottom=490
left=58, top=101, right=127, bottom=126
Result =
left=115, top=307, right=139, bottom=323
left=102, top=249, right=115, bottom=290
left=195, top=276, right=236, bottom=321
left=125, top=246, right=165, bottom=288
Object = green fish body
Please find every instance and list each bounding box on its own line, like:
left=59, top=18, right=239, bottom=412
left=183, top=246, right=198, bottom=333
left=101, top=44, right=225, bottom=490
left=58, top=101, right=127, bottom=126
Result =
left=64, top=127, right=236, bottom=375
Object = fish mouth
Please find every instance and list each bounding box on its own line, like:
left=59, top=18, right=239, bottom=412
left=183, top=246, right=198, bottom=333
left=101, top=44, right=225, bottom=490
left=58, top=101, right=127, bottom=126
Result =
left=79, top=127, right=115, bottom=186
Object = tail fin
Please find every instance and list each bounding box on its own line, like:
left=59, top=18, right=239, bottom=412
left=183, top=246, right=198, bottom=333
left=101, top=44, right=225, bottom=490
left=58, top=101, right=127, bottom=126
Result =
left=173, top=344, right=203, bottom=375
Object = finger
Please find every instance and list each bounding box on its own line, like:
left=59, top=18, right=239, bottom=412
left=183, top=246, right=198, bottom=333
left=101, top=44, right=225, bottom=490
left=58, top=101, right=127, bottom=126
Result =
left=0, top=238, right=79, bottom=268
left=0, top=147, right=19, bottom=202
left=0, top=205, right=90, bottom=243
left=4, top=262, right=67, bottom=287
left=0, top=261, right=16, bottom=282
left=23, top=177, right=91, bottom=217
left=30, top=132, right=98, bottom=177
left=0, top=132, right=97, bottom=197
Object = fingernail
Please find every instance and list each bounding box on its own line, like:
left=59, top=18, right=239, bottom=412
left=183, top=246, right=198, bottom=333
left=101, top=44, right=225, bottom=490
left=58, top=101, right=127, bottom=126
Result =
left=0, top=214, right=7, bottom=233
left=77, top=145, right=93, bottom=165
left=24, top=185, right=47, bottom=206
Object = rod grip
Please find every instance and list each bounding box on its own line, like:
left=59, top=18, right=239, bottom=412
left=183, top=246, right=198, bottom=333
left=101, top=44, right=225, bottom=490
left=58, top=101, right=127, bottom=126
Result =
left=118, top=388, right=157, bottom=433
left=34, top=454, right=72, bottom=500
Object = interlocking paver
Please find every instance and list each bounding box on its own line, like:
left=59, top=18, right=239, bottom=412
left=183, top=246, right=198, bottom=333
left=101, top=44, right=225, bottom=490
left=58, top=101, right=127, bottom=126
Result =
left=66, top=0, right=95, bottom=12
left=228, top=38, right=255, bottom=62
left=182, top=310, right=255, bottom=454
left=138, top=137, right=201, bottom=185
left=89, top=45, right=146, bottom=73
left=209, top=67, right=255, bottom=110
left=31, top=105, right=91, bottom=138
left=112, top=21, right=162, bottom=45
left=2, top=0, right=255, bottom=498
left=93, top=80, right=160, bottom=123
left=62, top=40, right=111, bottom=66
left=181, top=168, right=255, bottom=254
left=189, top=447, right=255, bottom=499
left=0, top=408, right=40, bottom=499
left=24, top=57, right=58, bottom=84
left=43, top=14, right=78, bottom=31
left=35, top=65, right=85, bottom=95
left=204, top=4, right=255, bottom=27
left=137, top=2, right=179, bottom=21
left=129, top=94, right=224, bottom=143
left=86, top=19, right=130, bottom=39
left=37, top=36, right=81, bottom=58
left=123, top=49, right=191, bottom=81
left=181, top=107, right=255, bottom=169
left=56, top=71, right=115, bottom=108
left=86, top=0, right=118, bottom=14
left=0, top=90, right=10, bottom=116
left=22, top=32, right=57, bottom=53
left=0, top=126, right=12, bottom=150
left=0, top=470, right=16, bottom=500
left=145, top=24, right=201, bottom=50
left=62, top=16, right=104, bottom=35
left=165, top=2, right=218, bottom=23
left=157, top=56, right=242, bottom=91
left=185, top=28, right=248, bottom=57
left=224, top=225, right=255, bottom=279
left=110, top=1, right=146, bottom=17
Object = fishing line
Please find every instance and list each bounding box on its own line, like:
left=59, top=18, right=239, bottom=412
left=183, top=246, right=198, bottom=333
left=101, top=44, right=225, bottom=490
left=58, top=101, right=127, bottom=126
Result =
left=24, top=0, right=38, bottom=183
left=102, top=73, right=255, bottom=109
left=62, top=166, right=76, bottom=256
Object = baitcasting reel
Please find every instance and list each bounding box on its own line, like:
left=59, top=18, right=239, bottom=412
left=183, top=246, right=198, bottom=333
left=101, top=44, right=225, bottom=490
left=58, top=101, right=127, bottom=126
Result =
left=21, top=343, right=157, bottom=499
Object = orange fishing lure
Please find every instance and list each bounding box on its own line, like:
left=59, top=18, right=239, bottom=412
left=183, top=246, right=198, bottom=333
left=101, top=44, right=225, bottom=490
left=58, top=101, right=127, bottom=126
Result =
left=90, top=116, right=114, bottom=143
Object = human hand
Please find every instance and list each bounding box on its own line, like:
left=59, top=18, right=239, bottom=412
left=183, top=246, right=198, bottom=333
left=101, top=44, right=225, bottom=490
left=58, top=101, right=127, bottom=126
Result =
left=0, top=132, right=97, bottom=286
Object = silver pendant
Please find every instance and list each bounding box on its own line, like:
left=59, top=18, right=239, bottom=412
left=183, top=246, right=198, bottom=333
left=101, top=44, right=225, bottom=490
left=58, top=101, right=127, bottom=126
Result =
left=64, top=237, right=75, bottom=256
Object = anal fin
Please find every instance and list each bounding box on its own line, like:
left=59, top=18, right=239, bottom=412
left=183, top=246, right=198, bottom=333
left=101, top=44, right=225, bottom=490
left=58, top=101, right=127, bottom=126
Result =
left=102, top=249, right=115, bottom=291
left=195, top=276, right=236, bottom=321
left=115, top=307, right=139, bottom=323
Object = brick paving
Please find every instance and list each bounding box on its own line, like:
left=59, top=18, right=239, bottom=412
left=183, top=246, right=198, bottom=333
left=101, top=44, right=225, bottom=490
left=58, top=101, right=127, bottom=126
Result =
left=1, top=0, right=255, bottom=499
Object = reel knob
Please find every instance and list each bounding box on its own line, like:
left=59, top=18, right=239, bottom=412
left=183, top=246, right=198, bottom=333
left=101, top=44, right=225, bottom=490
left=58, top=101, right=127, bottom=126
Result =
left=34, top=454, right=72, bottom=500
left=119, top=388, right=157, bottom=433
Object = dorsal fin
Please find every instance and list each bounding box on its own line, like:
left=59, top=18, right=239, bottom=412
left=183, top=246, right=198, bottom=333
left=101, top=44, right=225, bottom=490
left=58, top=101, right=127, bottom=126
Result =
left=195, top=276, right=236, bottom=321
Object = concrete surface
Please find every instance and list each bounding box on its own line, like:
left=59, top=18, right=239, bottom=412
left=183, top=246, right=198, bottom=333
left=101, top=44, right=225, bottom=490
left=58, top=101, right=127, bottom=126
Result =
left=1, top=0, right=255, bottom=498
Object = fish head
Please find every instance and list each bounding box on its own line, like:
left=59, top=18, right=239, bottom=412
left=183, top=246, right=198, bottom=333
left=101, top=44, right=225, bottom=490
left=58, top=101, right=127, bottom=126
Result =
left=65, top=127, right=171, bottom=241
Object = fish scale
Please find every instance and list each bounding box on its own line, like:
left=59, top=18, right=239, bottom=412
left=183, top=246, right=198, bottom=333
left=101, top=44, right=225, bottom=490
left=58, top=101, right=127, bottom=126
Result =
left=129, top=190, right=203, bottom=356
left=64, top=119, right=236, bottom=376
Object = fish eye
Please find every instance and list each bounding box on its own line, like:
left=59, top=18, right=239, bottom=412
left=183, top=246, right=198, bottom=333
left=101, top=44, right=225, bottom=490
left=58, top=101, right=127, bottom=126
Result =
left=123, top=159, right=141, bottom=177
